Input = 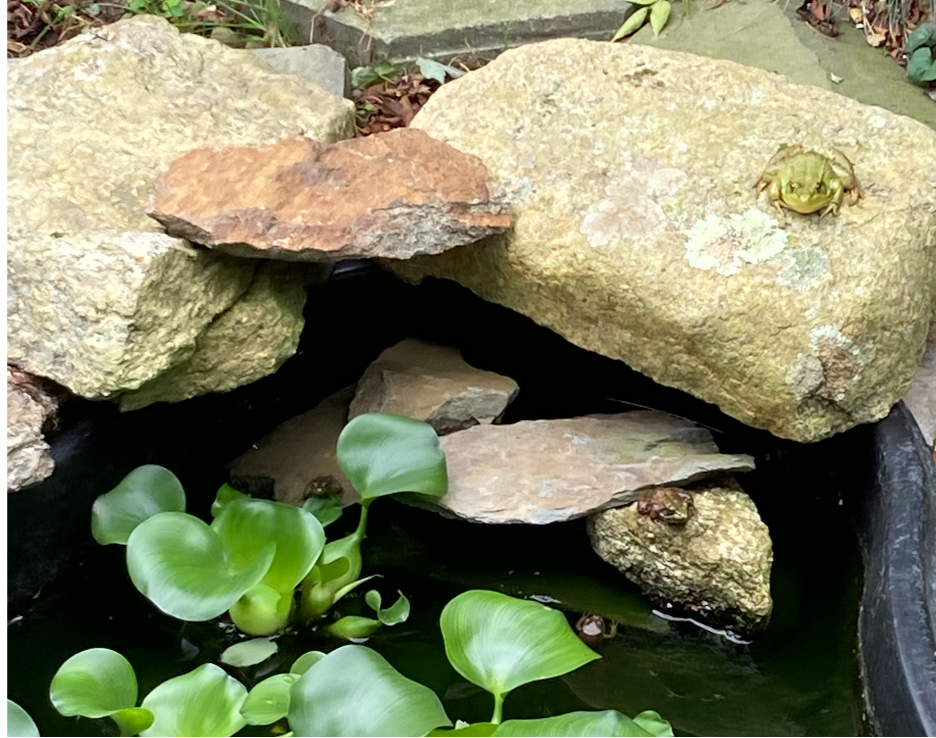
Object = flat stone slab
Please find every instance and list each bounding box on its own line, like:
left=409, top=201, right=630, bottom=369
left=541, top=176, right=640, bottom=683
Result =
left=249, top=44, right=350, bottom=98
left=408, top=411, right=755, bottom=524
left=349, top=339, right=519, bottom=434
left=297, top=0, right=630, bottom=66
left=148, top=129, right=511, bottom=262
left=904, top=319, right=936, bottom=448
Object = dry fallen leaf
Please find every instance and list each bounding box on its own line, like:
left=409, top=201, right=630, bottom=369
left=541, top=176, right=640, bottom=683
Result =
left=865, top=30, right=887, bottom=45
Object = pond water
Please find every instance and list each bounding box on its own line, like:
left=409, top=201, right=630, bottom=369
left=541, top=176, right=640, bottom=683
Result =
left=7, top=271, right=869, bottom=736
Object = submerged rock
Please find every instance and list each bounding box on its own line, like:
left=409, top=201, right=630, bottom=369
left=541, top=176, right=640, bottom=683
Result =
left=410, top=411, right=755, bottom=524
left=147, top=129, right=512, bottom=261
left=588, top=476, right=773, bottom=633
left=7, top=16, right=353, bottom=407
left=348, top=339, right=519, bottom=434
left=228, top=387, right=355, bottom=507
left=391, top=38, right=936, bottom=442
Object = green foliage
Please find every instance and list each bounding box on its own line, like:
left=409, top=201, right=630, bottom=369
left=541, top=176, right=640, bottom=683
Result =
left=91, top=465, right=185, bottom=545
left=7, top=700, right=40, bottom=738
left=139, top=664, right=247, bottom=737
left=906, top=23, right=936, bottom=85
left=241, top=673, right=296, bottom=725
left=327, top=589, right=411, bottom=640
left=612, top=0, right=680, bottom=41
left=441, top=590, right=601, bottom=723
left=288, top=645, right=452, bottom=737
left=352, top=59, right=404, bottom=88
left=220, top=638, right=278, bottom=667
left=415, top=57, right=466, bottom=85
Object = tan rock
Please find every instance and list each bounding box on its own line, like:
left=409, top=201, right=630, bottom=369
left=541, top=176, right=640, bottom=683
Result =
left=348, top=339, right=518, bottom=434
left=147, top=129, right=512, bottom=261
left=588, top=476, right=773, bottom=633
left=228, top=387, right=355, bottom=507
left=392, top=38, right=936, bottom=442
left=7, top=367, right=60, bottom=491
left=7, top=16, right=354, bottom=406
left=407, top=411, right=755, bottom=524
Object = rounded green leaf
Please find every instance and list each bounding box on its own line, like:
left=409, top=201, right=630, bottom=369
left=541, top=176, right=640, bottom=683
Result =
left=127, top=512, right=275, bottom=621
left=92, top=466, right=185, bottom=545
left=290, top=651, right=326, bottom=675
left=220, top=638, right=279, bottom=667
left=327, top=615, right=382, bottom=640
left=241, top=673, right=297, bottom=726
left=337, top=413, right=448, bottom=503
left=441, top=591, right=600, bottom=698
left=211, top=484, right=249, bottom=518
left=140, top=663, right=247, bottom=737
left=288, top=645, right=451, bottom=737
left=906, top=22, right=936, bottom=53
left=649, top=0, right=671, bottom=36
left=612, top=7, right=649, bottom=40
left=229, top=581, right=293, bottom=636
left=8, top=700, right=40, bottom=737
left=213, top=498, right=326, bottom=594
left=110, top=707, right=155, bottom=736
left=50, top=648, right=138, bottom=718
left=633, top=711, right=674, bottom=737
left=907, top=47, right=936, bottom=84
left=494, top=710, right=653, bottom=737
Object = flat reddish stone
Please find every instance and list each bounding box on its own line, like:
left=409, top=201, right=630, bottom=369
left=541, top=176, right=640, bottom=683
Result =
left=147, top=129, right=511, bottom=261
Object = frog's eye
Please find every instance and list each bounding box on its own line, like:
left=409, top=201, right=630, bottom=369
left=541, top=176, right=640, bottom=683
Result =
left=788, top=182, right=799, bottom=191
left=815, top=183, right=825, bottom=193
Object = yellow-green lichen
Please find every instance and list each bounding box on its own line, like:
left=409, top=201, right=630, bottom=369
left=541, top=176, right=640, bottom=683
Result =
left=684, top=209, right=787, bottom=276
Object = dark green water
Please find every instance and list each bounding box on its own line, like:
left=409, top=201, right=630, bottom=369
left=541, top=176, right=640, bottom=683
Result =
left=8, top=439, right=866, bottom=737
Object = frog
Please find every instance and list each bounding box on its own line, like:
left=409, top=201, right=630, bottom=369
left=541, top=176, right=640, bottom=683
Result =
left=574, top=614, right=618, bottom=648
left=637, top=487, right=694, bottom=525
left=755, top=144, right=863, bottom=217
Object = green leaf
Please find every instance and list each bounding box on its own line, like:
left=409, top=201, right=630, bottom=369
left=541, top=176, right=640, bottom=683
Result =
left=91, top=465, right=185, bottom=545
left=907, top=47, right=936, bottom=84
left=220, top=638, right=279, bottom=667
left=906, top=22, right=936, bottom=53
left=86, top=2, right=100, bottom=14
left=612, top=7, right=649, bottom=41
left=327, top=615, right=383, bottom=640
left=127, top=512, right=275, bottom=621
left=7, top=700, right=40, bottom=738
left=366, top=589, right=411, bottom=626
left=300, top=524, right=365, bottom=619
left=415, top=57, right=464, bottom=84
left=229, top=581, right=294, bottom=636
left=493, top=710, right=654, bottom=737
left=140, top=663, right=247, bottom=737
left=290, top=651, right=326, bottom=675
left=351, top=66, right=379, bottom=87
left=50, top=648, right=138, bottom=718
left=212, top=498, right=326, bottom=594
left=649, top=0, right=671, bottom=36
left=288, top=645, right=451, bottom=736
left=302, top=495, right=343, bottom=527
left=337, top=413, right=447, bottom=504
left=374, top=59, right=402, bottom=80
left=211, top=484, right=250, bottom=518
left=441, top=591, right=600, bottom=698
left=241, top=674, right=296, bottom=726
left=633, top=710, right=674, bottom=737
left=110, top=707, right=155, bottom=736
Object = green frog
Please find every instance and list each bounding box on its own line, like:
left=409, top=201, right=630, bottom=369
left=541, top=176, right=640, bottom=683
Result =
left=755, top=144, right=863, bottom=217
left=637, top=487, right=694, bottom=525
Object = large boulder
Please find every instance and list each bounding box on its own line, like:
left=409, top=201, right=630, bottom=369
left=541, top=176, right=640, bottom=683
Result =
left=7, top=16, right=354, bottom=407
left=391, top=39, right=936, bottom=442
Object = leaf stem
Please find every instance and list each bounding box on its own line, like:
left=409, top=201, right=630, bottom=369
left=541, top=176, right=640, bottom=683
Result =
left=491, top=693, right=505, bottom=725
left=354, top=502, right=370, bottom=541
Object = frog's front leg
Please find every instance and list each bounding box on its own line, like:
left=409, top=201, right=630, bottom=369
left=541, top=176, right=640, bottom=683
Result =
left=765, top=178, right=787, bottom=216
left=828, top=147, right=863, bottom=206
left=820, top=178, right=844, bottom=218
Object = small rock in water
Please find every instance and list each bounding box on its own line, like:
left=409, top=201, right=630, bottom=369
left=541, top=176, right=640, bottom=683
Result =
left=349, top=338, right=519, bottom=435
left=147, top=129, right=512, bottom=262
left=588, top=475, right=773, bottom=634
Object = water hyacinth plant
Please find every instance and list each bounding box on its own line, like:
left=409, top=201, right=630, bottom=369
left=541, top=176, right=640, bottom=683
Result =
left=89, top=412, right=448, bottom=636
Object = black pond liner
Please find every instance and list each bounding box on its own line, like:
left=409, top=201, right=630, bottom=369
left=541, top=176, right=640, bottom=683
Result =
left=7, top=263, right=935, bottom=736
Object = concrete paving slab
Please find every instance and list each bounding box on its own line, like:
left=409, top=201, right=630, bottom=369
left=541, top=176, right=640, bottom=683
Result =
left=630, top=0, right=936, bottom=128
left=289, top=0, right=631, bottom=67
left=250, top=44, right=351, bottom=97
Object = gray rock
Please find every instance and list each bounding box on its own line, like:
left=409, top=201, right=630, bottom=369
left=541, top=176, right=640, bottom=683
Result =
left=349, top=339, right=519, bottom=434
left=7, top=371, right=58, bottom=491
left=7, top=16, right=354, bottom=407
left=904, top=318, right=936, bottom=448
left=588, top=476, right=773, bottom=633
left=392, top=39, right=936, bottom=442
left=408, top=411, right=755, bottom=524
left=250, top=44, right=350, bottom=97
left=228, top=386, right=355, bottom=507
